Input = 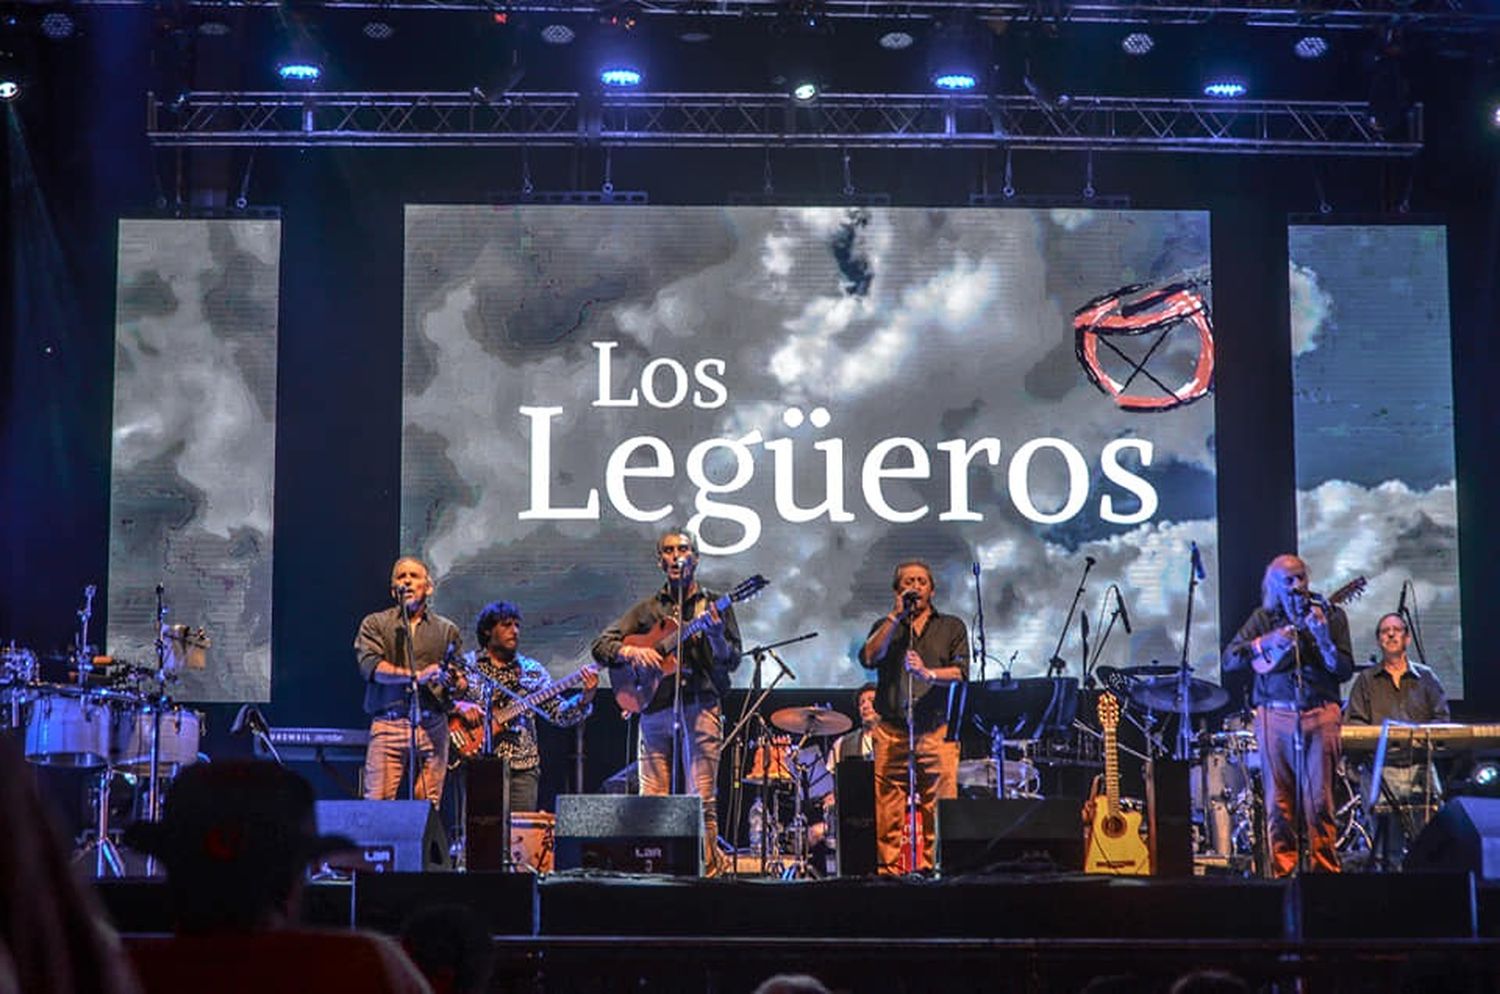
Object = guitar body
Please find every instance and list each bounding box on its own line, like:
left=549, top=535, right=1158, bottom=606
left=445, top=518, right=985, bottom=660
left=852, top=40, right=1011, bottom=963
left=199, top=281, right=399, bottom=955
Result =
left=612, top=619, right=684, bottom=716
left=1082, top=692, right=1153, bottom=876
left=610, top=575, right=769, bottom=717
left=448, top=660, right=601, bottom=765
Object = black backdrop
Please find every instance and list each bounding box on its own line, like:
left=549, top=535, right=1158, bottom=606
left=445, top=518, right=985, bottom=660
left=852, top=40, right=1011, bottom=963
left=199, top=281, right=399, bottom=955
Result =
left=2, top=10, right=1497, bottom=817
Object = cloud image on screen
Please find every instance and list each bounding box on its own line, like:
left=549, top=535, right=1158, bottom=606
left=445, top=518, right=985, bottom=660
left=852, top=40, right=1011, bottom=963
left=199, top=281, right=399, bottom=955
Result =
left=401, top=206, right=1218, bottom=688
left=1290, top=224, right=1462, bottom=695
left=107, top=219, right=280, bottom=702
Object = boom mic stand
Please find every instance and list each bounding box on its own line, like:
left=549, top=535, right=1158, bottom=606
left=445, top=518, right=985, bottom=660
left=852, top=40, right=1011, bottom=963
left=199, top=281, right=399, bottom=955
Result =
left=1049, top=557, right=1096, bottom=678
left=723, top=637, right=809, bottom=875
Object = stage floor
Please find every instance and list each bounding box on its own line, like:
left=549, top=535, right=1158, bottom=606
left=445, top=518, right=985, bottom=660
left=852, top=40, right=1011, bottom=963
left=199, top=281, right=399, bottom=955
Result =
left=100, top=871, right=1500, bottom=993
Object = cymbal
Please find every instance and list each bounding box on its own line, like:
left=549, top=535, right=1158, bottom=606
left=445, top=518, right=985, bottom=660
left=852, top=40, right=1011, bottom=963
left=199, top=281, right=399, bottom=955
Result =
left=1119, top=664, right=1180, bottom=678
left=1126, top=675, right=1230, bottom=714
left=769, top=705, right=853, bottom=737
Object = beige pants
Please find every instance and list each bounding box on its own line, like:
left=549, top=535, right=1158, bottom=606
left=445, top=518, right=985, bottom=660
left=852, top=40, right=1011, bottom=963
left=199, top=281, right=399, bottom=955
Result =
left=873, top=719, right=959, bottom=874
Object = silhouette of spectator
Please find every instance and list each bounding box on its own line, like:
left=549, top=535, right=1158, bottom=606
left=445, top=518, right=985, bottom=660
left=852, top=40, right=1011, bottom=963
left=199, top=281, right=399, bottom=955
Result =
left=0, top=735, right=141, bottom=994
left=1170, top=970, right=1250, bottom=994
left=752, top=975, right=832, bottom=994
left=122, top=760, right=432, bottom=993
left=400, top=905, right=495, bottom=994
left=1079, top=975, right=1151, bottom=994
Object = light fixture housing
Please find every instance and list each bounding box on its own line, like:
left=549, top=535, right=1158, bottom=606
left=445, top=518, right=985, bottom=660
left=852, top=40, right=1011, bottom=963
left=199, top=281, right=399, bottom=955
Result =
left=927, top=19, right=988, bottom=93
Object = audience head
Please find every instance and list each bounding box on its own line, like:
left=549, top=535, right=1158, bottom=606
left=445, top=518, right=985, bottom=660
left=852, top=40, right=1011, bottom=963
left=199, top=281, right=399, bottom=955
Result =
left=752, top=975, right=831, bottom=994
left=125, top=760, right=351, bottom=933
left=400, top=905, right=496, bottom=994
left=1170, top=970, right=1251, bottom=994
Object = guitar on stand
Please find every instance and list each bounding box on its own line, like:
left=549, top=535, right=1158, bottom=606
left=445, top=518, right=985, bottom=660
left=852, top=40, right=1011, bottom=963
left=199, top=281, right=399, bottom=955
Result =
left=1083, top=691, right=1152, bottom=875
left=614, top=575, right=769, bottom=715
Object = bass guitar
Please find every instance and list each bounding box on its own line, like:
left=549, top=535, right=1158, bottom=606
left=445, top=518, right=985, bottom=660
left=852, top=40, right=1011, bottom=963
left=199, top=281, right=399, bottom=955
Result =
left=613, top=575, right=769, bottom=716
left=1082, top=691, right=1152, bottom=875
left=1250, top=575, right=1367, bottom=675
left=448, top=660, right=600, bottom=763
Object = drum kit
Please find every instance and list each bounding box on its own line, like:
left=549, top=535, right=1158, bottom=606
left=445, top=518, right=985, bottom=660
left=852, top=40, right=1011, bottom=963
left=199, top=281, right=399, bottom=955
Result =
left=2, top=584, right=211, bottom=877
left=739, top=704, right=850, bottom=878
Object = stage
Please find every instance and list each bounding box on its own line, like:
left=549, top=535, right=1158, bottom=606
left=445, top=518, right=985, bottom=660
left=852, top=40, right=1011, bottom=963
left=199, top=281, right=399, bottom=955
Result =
left=99, top=871, right=1500, bottom=992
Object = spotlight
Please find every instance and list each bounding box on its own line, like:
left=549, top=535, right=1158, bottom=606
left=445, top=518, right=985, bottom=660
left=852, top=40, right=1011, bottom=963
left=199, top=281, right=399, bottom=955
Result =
left=1203, top=79, right=1248, bottom=98
left=1491, top=103, right=1500, bottom=128
left=600, top=67, right=643, bottom=87
left=768, top=13, right=832, bottom=101
left=792, top=80, right=818, bottom=101
left=927, top=18, right=988, bottom=93
left=0, top=79, right=18, bottom=102
left=197, top=19, right=231, bottom=38
left=593, top=13, right=647, bottom=89
left=362, top=20, right=395, bottom=41
left=40, top=12, right=75, bottom=40
left=1121, top=32, right=1154, bottom=57
left=541, top=23, right=576, bottom=45
left=879, top=30, right=914, bottom=51
left=1476, top=762, right=1499, bottom=788
left=1294, top=35, right=1329, bottom=60
left=276, top=61, right=322, bottom=83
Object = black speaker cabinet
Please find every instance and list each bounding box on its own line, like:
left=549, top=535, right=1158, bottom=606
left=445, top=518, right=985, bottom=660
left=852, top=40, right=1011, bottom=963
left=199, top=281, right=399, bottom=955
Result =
left=1406, top=797, right=1500, bottom=879
left=937, top=797, right=1084, bottom=874
left=554, top=794, right=702, bottom=876
left=835, top=757, right=876, bottom=877
left=315, top=800, right=451, bottom=873
left=464, top=756, right=512, bottom=872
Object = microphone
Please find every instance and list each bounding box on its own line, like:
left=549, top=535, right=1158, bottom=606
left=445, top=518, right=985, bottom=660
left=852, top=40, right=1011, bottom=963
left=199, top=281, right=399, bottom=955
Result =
left=1397, top=581, right=1408, bottom=618
left=1116, top=586, right=1133, bottom=635
left=900, top=590, right=920, bottom=615
left=1189, top=541, right=1206, bottom=581
left=1084, top=555, right=1097, bottom=568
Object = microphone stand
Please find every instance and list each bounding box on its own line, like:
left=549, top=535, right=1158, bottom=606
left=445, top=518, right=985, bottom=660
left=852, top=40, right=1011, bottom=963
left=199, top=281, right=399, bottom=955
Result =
left=1085, top=587, right=1126, bottom=690
left=1400, top=582, right=1429, bottom=668
left=397, top=587, right=422, bottom=803
left=946, top=563, right=984, bottom=746
left=1175, top=556, right=1202, bottom=761
left=1049, top=558, right=1096, bottom=678
left=723, top=640, right=807, bottom=876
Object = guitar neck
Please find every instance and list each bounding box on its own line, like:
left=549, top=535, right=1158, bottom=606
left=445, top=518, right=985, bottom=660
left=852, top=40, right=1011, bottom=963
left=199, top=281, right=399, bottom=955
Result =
left=1103, top=723, right=1120, bottom=817
left=493, top=664, right=595, bottom=725
left=656, top=593, right=733, bottom=654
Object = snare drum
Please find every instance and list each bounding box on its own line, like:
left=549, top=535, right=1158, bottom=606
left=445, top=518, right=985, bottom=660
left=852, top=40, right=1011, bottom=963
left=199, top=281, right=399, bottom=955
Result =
left=509, top=811, right=556, bottom=874
left=24, top=686, right=114, bottom=768
left=112, top=704, right=204, bottom=775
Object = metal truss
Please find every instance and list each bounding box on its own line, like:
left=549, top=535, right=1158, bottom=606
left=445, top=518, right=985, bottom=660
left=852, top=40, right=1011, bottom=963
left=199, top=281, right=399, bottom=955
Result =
left=148, top=91, right=1423, bottom=157
left=82, top=0, right=1500, bottom=32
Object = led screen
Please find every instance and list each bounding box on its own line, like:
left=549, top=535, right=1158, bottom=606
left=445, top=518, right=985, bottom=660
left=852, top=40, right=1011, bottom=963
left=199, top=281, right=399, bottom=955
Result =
left=402, top=206, right=1218, bottom=688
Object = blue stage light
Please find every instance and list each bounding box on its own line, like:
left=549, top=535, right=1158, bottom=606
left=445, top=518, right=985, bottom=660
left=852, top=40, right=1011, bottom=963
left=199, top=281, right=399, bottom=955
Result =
left=277, top=62, right=322, bottom=83
left=933, top=72, right=978, bottom=91
left=1294, top=35, right=1329, bottom=60
left=600, top=67, right=643, bottom=88
left=1203, top=80, right=1247, bottom=98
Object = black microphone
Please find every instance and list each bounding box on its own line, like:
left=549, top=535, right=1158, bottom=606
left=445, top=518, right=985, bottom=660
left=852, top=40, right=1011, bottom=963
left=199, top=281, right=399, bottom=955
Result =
left=901, top=590, right=920, bottom=612
left=1190, top=541, right=1206, bottom=581
left=1084, top=555, right=1097, bottom=568
left=1397, top=581, right=1408, bottom=618
left=1116, top=586, right=1133, bottom=635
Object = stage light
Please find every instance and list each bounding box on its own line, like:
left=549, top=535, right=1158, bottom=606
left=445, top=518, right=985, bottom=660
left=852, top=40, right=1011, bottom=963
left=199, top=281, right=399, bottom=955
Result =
left=879, top=30, right=914, bottom=51
left=792, top=80, right=818, bottom=101
left=593, top=13, right=647, bottom=90
left=277, top=61, right=321, bottom=83
left=1476, top=763, right=1499, bottom=788
left=769, top=13, right=831, bottom=101
left=197, top=19, right=231, bottom=37
left=1492, top=103, right=1500, bottom=128
left=927, top=18, right=988, bottom=93
left=363, top=20, right=395, bottom=41
left=40, top=12, right=75, bottom=40
left=0, top=79, right=18, bottom=102
left=541, top=23, right=576, bottom=45
left=1294, top=35, right=1329, bottom=60
left=1203, top=79, right=1247, bottom=98
left=1121, top=32, right=1154, bottom=57
left=600, top=66, right=643, bottom=87
left=934, top=72, right=977, bottom=91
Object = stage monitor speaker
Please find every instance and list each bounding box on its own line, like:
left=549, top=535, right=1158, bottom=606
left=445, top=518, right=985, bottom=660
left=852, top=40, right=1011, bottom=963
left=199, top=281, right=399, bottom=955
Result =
left=315, top=800, right=451, bottom=873
left=1149, top=758, right=1192, bottom=879
left=464, top=756, right=512, bottom=872
left=937, top=797, right=1084, bottom=874
left=1405, top=797, right=1500, bottom=879
left=835, top=758, right=876, bottom=877
left=554, top=794, right=702, bottom=876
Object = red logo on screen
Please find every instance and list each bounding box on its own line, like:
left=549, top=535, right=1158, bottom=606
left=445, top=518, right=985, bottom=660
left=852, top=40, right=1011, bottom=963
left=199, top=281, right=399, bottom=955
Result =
left=1073, top=278, right=1215, bottom=413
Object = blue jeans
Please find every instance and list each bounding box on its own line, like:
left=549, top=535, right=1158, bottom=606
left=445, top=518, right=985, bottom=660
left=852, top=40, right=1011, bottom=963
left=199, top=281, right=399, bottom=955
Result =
left=638, top=697, right=723, bottom=874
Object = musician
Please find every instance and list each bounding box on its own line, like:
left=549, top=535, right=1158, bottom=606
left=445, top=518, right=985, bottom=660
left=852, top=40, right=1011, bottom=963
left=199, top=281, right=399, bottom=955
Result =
left=452, top=601, right=598, bottom=813
left=827, top=683, right=879, bottom=769
left=1223, top=554, right=1354, bottom=875
left=354, top=556, right=463, bottom=804
left=591, top=528, right=743, bottom=876
left=860, top=561, right=969, bottom=875
left=1344, top=612, right=1450, bottom=862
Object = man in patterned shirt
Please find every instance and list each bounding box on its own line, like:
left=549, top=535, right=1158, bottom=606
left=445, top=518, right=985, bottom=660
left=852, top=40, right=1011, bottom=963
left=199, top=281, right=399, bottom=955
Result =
left=451, top=600, right=597, bottom=813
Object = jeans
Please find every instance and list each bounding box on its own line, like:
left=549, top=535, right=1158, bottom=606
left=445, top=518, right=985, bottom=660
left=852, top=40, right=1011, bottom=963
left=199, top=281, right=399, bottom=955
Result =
left=638, top=697, right=723, bottom=874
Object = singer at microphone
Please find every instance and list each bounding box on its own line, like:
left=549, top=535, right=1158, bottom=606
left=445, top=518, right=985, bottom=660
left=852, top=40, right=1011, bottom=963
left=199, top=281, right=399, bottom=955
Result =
left=1222, top=553, right=1353, bottom=877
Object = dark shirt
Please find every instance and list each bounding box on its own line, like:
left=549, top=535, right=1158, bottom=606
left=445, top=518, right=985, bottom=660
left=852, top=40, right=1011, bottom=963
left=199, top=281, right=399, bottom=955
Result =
left=354, top=606, right=463, bottom=717
left=1222, top=603, right=1354, bottom=708
left=862, top=609, right=970, bottom=733
left=1345, top=661, right=1450, bottom=726
left=591, top=583, right=743, bottom=712
left=458, top=651, right=593, bottom=771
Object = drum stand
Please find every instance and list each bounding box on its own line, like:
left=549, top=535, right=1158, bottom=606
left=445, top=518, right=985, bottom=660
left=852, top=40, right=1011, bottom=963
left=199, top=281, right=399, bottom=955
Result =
left=77, top=758, right=127, bottom=878
left=779, top=745, right=821, bottom=880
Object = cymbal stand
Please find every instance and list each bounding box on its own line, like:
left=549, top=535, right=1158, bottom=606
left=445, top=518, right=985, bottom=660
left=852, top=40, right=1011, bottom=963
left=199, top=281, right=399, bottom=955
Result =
left=142, top=584, right=172, bottom=877
left=78, top=752, right=126, bottom=878
left=74, top=584, right=97, bottom=688
left=723, top=638, right=806, bottom=875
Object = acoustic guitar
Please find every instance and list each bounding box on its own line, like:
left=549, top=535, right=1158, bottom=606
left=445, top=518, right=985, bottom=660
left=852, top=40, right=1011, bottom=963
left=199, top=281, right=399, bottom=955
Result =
left=1250, top=575, right=1367, bottom=676
left=1082, top=691, right=1152, bottom=875
left=447, top=660, right=600, bottom=764
left=612, top=574, right=769, bottom=715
